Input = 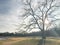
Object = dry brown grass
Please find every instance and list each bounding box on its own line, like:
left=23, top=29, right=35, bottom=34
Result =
left=0, top=37, right=60, bottom=45
left=1, top=37, right=33, bottom=45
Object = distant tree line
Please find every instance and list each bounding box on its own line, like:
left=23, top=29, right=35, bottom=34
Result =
left=0, top=32, right=41, bottom=37
left=0, top=27, right=60, bottom=37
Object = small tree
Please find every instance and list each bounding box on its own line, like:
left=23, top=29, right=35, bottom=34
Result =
left=18, top=0, right=60, bottom=45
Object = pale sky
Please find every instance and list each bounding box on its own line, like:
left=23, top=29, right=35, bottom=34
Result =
left=0, top=0, right=60, bottom=33
left=0, top=0, right=21, bottom=33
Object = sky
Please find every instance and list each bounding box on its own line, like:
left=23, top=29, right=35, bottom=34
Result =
left=0, top=0, right=60, bottom=33
left=0, top=0, right=22, bottom=33
left=0, top=0, right=40, bottom=33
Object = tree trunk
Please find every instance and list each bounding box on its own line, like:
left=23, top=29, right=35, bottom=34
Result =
left=41, top=30, right=46, bottom=45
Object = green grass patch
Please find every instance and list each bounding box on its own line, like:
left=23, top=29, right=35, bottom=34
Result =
left=0, top=41, right=3, bottom=45
left=0, top=40, right=5, bottom=45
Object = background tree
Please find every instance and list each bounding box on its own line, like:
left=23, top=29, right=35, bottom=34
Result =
left=18, top=0, right=60, bottom=45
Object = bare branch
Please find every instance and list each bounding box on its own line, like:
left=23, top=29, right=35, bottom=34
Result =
left=18, top=0, right=60, bottom=37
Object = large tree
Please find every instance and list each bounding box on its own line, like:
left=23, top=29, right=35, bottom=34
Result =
left=18, top=0, right=60, bottom=45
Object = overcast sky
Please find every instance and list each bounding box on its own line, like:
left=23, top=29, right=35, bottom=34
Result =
left=0, top=0, right=22, bottom=33
left=0, top=0, right=60, bottom=33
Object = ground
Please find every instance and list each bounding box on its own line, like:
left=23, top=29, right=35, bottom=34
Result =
left=0, top=37, right=60, bottom=45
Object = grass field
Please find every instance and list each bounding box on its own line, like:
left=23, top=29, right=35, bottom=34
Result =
left=0, top=37, right=60, bottom=45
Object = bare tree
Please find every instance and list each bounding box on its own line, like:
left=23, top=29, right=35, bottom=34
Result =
left=18, top=0, right=60, bottom=45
